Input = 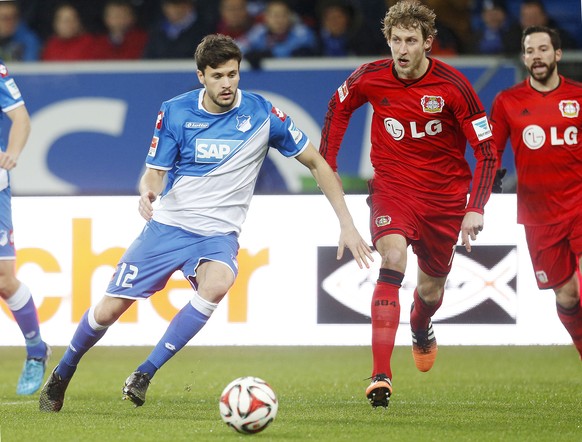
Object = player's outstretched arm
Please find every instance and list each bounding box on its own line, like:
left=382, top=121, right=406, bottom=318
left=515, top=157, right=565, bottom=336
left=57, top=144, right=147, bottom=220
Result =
left=295, top=143, right=373, bottom=269
left=138, top=167, right=166, bottom=221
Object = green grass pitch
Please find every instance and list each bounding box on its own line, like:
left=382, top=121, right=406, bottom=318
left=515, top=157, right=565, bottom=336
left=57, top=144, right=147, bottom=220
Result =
left=1, top=345, right=581, bottom=441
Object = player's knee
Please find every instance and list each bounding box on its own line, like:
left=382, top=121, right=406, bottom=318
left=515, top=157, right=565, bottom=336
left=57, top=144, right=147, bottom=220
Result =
left=93, top=297, right=133, bottom=326
left=555, top=272, right=580, bottom=303
left=198, top=281, right=231, bottom=304
left=417, top=282, right=444, bottom=305
left=379, top=248, right=406, bottom=271
left=555, top=284, right=579, bottom=309
left=0, top=274, right=20, bottom=298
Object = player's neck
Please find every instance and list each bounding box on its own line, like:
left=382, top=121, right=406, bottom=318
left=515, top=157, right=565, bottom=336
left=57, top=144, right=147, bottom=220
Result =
left=394, top=57, right=430, bottom=80
left=529, top=73, right=560, bottom=93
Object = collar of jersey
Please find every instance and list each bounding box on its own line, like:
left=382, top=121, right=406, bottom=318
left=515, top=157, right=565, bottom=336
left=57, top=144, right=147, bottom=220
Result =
left=198, top=89, right=242, bottom=114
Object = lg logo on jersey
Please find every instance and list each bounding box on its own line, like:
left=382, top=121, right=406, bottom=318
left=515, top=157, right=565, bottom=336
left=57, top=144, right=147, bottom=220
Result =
left=384, top=118, right=442, bottom=140
left=522, top=125, right=578, bottom=150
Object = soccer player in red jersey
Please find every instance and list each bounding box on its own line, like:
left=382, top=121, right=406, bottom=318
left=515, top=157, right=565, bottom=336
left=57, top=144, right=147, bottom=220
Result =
left=319, top=0, right=497, bottom=408
left=490, top=26, right=582, bottom=360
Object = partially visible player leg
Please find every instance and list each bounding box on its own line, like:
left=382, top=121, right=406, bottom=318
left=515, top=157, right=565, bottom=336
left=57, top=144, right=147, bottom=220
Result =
left=3, top=280, right=51, bottom=395
left=1, top=190, right=50, bottom=394
left=555, top=270, right=582, bottom=360
left=410, top=272, right=445, bottom=372
left=556, top=302, right=582, bottom=359
left=526, top=223, right=582, bottom=360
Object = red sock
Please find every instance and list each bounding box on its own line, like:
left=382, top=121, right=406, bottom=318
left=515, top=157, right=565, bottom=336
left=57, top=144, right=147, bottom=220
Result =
left=410, top=288, right=443, bottom=332
left=371, top=270, right=403, bottom=379
left=556, top=302, right=582, bottom=359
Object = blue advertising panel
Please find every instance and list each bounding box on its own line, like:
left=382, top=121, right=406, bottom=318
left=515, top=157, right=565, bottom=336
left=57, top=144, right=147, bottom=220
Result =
left=8, top=59, right=518, bottom=195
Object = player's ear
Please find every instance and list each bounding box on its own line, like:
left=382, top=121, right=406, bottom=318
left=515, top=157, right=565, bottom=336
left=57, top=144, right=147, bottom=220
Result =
left=196, top=69, right=205, bottom=86
left=555, top=48, right=563, bottom=62
left=424, top=35, right=433, bottom=52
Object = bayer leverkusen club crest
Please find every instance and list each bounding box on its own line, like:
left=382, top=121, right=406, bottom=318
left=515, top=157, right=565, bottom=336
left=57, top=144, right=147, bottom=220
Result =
left=558, top=100, right=580, bottom=118
left=421, top=95, right=445, bottom=113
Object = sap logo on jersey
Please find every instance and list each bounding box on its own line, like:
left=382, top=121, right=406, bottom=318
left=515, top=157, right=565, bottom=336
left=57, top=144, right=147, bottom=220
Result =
left=196, top=139, right=242, bottom=163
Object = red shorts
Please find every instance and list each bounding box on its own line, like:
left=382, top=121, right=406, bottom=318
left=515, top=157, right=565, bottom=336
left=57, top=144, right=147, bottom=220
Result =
left=524, top=211, right=582, bottom=290
left=367, top=180, right=466, bottom=277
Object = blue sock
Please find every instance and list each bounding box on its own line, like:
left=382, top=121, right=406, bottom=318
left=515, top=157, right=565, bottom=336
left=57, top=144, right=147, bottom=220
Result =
left=8, top=285, right=46, bottom=359
left=137, top=303, right=210, bottom=379
left=57, top=310, right=108, bottom=379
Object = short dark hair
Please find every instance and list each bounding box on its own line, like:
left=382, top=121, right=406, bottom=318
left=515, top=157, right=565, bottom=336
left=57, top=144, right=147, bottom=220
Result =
left=521, top=26, right=561, bottom=52
left=194, top=34, right=242, bottom=72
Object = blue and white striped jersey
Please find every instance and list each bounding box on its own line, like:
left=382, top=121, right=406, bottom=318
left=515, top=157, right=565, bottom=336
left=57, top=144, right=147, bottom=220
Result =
left=146, top=88, right=309, bottom=236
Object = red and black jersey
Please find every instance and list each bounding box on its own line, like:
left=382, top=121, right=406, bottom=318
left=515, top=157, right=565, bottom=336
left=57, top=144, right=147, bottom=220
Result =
left=320, top=57, right=496, bottom=213
left=490, top=76, right=582, bottom=225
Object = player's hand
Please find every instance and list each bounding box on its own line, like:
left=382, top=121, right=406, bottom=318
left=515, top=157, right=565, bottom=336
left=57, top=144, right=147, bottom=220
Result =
left=138, top=190, right=157, bottom=221
left=460, top=211, right=484, bottom=253
left=492, top=168, right=506, bottom=193
left=0, top=152, right=17, bottom=170
left=337, top=224, right=374, bottom=269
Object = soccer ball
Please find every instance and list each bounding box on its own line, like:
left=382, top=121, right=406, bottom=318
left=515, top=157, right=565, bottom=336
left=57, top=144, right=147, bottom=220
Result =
left=219, top=376, right=278, bottom=434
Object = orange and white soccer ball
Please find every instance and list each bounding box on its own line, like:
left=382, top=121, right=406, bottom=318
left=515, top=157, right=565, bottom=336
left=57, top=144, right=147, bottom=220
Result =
left=219, top=376, right=278, bottom=434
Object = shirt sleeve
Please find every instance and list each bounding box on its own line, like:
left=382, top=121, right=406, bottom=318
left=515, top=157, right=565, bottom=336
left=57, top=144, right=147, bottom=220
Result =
left=319, top=66, right=369, bottom=171
left=489, top=91, right=511, bottom=167
left=267, top=104, right=310, bottom=157
left=452, top=83, right=497, bottom=213
left=145, top=102, right=178, bottom=170
left=466, top=120, right=497, bottom=213
left=0, top=64, right=24, bottom=113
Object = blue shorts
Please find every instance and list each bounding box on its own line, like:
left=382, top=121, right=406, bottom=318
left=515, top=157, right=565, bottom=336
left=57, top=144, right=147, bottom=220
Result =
left=106, top=220, right=239, bottom=299
left=0, top=187, right=15, bottom=259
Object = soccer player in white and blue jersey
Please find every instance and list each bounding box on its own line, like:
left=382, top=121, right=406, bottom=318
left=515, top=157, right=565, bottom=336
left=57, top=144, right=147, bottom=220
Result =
left=39, top=34, right=373, bottom=412
left=0, top=61, right=51, bottom=395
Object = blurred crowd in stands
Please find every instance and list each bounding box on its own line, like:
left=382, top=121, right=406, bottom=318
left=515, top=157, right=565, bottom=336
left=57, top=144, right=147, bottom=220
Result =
left=0, top=0, right=580, bottom=64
